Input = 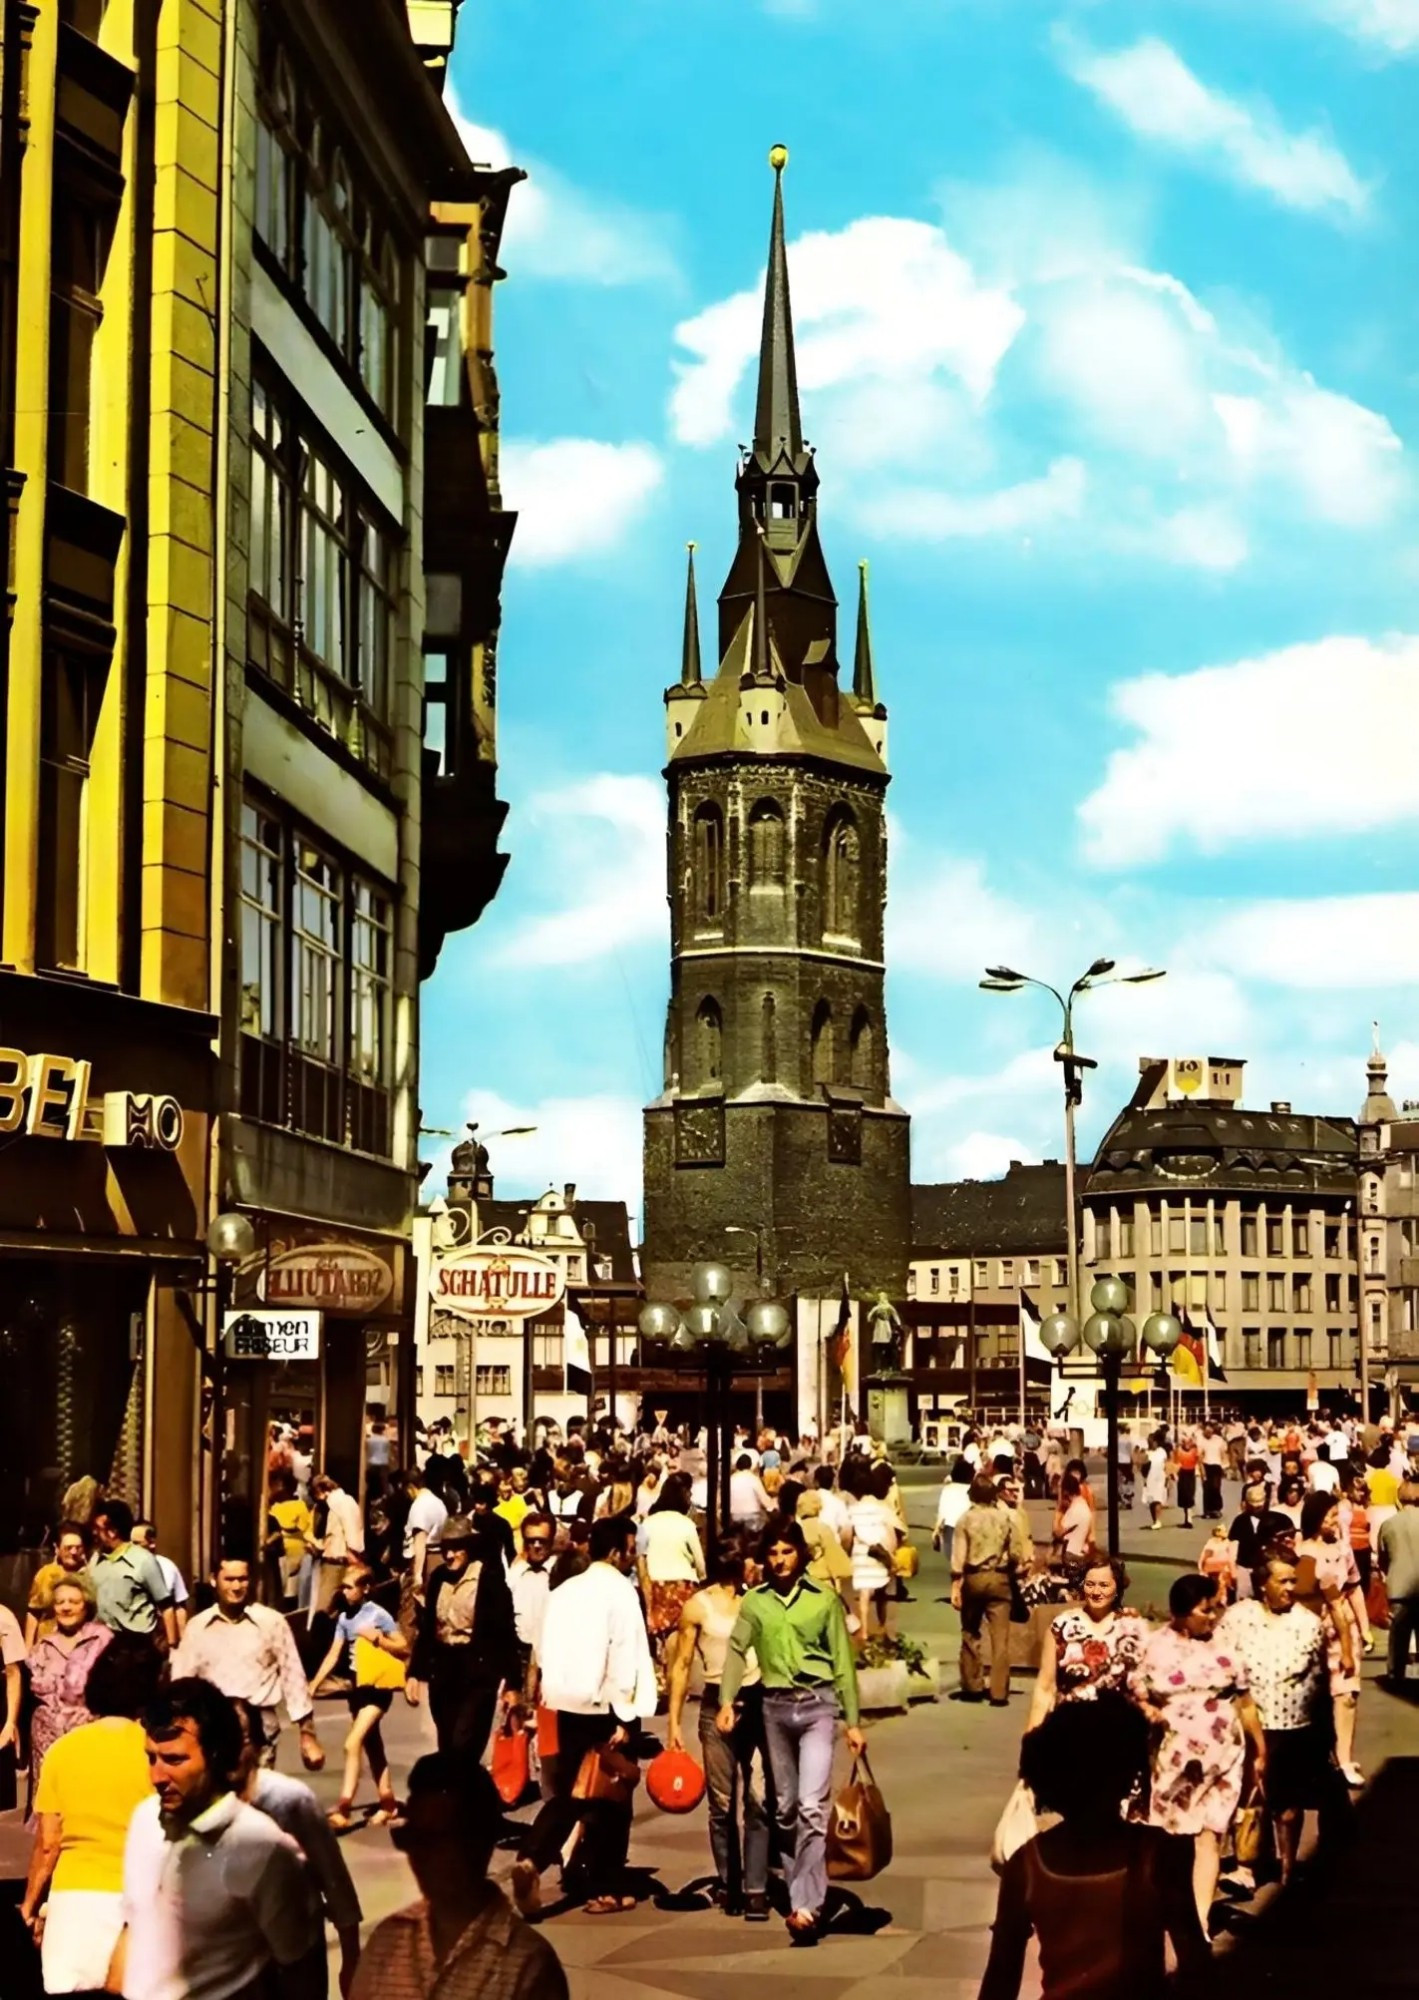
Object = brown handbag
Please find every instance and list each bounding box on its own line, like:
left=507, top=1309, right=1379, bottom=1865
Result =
left=572, top=1742, right=640, bottom=1807
left=826, top=1750, right=893, bottom=1881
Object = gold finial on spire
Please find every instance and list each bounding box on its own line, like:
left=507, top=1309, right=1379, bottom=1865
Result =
left=687, top=540, right=697, bottom=552
left=769, top=143, right=789, bottom=172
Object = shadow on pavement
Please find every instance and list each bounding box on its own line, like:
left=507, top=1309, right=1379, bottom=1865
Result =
left=1186, top=1755, right=1419, bottom=1998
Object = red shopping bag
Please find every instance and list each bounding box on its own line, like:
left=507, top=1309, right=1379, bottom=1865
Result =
left=1366, top=1572, right=1390, bottom=1631
left=491, top=1718, right=531, bottom=1805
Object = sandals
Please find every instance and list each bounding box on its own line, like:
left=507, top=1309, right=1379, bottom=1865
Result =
left=584, top=1895, right=637, bottom=1915
left=511, top=1858, right=542, bottom=1915
left=326, top=1806, right=355, bottom=1831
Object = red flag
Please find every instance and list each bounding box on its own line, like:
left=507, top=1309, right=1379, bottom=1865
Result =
left=829, top=1274, right=851, bottom=1373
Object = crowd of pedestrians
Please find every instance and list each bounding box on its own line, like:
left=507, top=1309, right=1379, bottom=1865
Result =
left=5, top=1400, right=1418, bottom=1998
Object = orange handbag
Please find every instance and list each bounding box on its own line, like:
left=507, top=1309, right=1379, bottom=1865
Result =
left=491, top=1718, right=531, bottom=1805
left=571, top=1743, right=640, bottom=1807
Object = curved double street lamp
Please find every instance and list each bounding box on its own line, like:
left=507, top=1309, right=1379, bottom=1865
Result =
left=980, top=958, right=1165, bottom=1329
left=639, top=1260, right=790, bottom=1544
left=1038, top=1275, right=1182, bottom=1556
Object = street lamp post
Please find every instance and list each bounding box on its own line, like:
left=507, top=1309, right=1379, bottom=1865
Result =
left=981, top=959, right=1165, bottom=1324
left=1039, top=1278, right=1180, bottom=1557
left=639, top=1262, right=790, bottom=1548
left=205, top=1210, right=257, bottom=1571
left=725, top=1224, right=768, bottom=1431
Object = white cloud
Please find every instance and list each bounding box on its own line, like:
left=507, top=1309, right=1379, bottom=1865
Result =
left=670, top=215, right=1024, bottom=447
left=449, top=104, right=678, bottom=285
left=1195, top=895, right=1419, bottom=989
left=666, top=171, right=1405, bottom=568
left=1305, top=0, right=1419, bottom=54
left=861, top=458, right=1086, bottom=541
left=939, top=1132, right=1041, bottom=1182
left=488, top=774, right=665, bottom=967
left=445, top=1088, right=645, bottom=1216
left=500, top=440, right=663, bottom=568
left=1059, top=34, right=1369, bottom=221
left=889, top=858, right=1049, bottom=980
left=1079, top=633, right=1419, bottom=866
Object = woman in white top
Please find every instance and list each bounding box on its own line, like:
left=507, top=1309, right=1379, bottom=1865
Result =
left=842, top=1457, right=899, bottom=1641
left=637, top=1472, right=705, bottom=1671
left=933, top=1461, right=975, bottom=1572
left=1142, top=1433, right=1170, bottom=1530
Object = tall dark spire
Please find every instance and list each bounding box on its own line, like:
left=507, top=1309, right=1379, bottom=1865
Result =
left=852, top=560, right=877, bottom=708
left=680, top=542, right=702, bottom=686
left=752, top=144, right=803, bottom=464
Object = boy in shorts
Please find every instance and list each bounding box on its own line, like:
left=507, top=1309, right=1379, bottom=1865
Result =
left=311, top=1564, right=409, bottom=1828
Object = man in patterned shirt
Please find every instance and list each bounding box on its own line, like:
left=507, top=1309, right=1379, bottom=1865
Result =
left=352, top=1751, right=566, bottom=2000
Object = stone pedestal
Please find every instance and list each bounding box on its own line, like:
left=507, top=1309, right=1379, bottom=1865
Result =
left=866, top=1371, right=913, bottom=1446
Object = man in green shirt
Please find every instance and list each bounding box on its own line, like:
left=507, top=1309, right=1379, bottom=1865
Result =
left=719, top=1516, right=864, bottom=1945
left=90, top=1500, right=176, bottom=1646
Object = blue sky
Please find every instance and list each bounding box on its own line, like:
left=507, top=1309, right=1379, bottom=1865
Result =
left=424, top=0, right=1419, bottom=1221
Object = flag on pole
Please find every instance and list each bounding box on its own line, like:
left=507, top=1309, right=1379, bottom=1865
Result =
left=564, top=1310, right=593, bottom=1394
left=1018, top=1290, right=1053, bottom=1367
left=1203, top=1311, right=1228, bottom=1383
left=1172, top=1314, right=1205, bottom=1388
left=828, top=1274, right=854, bottom=1401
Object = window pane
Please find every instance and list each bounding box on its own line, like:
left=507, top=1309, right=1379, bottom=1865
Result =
left=37, top=651, right=104, bottom=970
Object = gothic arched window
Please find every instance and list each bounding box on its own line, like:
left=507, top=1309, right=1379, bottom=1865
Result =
left=811, top=999, right=834, bottom=1087
left=748, top=799, right=785, bottom=887
left=850, top=1007, right=874, bottom=1091
left=823, top=806, right=860, bottom=938
left=693, top=803, right=724, bottom=923
left=761, top=992, right=777, bottom=1082
left=696, top=997, right=722, bottom=1082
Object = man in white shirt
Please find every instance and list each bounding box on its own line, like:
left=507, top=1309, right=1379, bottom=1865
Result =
left=1200, top=1426, right=1228, bottom=1520
left=311, top=1474, right=364, bottom=1618
left=402, top=1468, right=448, bottom=1603
left=1308, top=1455, right=1341, bottom=1495
left=119, top=1677, right=322, bottom=2000
left=512, top=1514, right=655, bottom=1916
left=1326, top=1423, right=1352, bottom=1464
left=173, top=1557, right=323, bottom=1770
left=508, top=1510, right=555, bottom=1696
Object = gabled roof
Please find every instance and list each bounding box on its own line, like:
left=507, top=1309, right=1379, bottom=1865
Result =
left=669, top=611, right=886, bottom=774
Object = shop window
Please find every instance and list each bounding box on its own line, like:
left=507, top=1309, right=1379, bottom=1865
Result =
left=48, top=183, right=112, bottom=495
left=37, top=646, right=107, bottom=971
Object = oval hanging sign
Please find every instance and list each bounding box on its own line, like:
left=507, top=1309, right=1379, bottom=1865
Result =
left=431, top=1245, right=566, bottom=1323
left=260, top=1243, right=395, bottom=1316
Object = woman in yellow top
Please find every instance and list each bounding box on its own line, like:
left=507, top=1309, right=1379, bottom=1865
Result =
left=19, top=1634, right=162, bottom=1995
left=24, top=1524, right=94, bottom=1646
left=268, top=1470, right=315, bottom=1606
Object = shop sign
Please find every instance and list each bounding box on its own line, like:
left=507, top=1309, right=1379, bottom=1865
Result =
left=260, top=1244, right=394, bottom=1316
left=224, top=1308, right=321, bottom=1360
left=431, top=1245, right=565, bottom=1323
left=0, top=1049, right=184, bottom=1149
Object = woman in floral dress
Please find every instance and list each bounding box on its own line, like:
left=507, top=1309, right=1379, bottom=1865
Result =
left=27, top=1578, right=112, bottom=1794
left=1130, top=1573, right=1267, bottom=1930
left=1026, top=1559, right=1150, bottom=1728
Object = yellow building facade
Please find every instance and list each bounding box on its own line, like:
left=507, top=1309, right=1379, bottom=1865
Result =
left=0, top=0, right=516, bottom=1584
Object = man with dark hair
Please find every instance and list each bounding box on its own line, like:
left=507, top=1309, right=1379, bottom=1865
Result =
left=950, top=1475, right=1030, bottom=1706
left=132, top=1519, right=190, bottom=1638
left=89, top=1500, right=175, bottom=1645
left=512, top=1513, right=656, bottom=1917
left=407, top=1515, right=519, bottom=1759
left=117, top=1677, right=321, bottom=1997
left=719, top=1514, right=863, bottom=1945
left=667, top=1540, right=770, bottom=1919
left=355, top=1753, right=566, bottom=2000
left=174, top=1555, right=323, bottom=1770
left=508, top=1510, right=556, bottom=1695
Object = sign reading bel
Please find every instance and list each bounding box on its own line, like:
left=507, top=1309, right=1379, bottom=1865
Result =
left=224, top=1309, right=321, bottom=1361
left=430, top=1245, right=566, bottom=1323
left=0, top=1049, right=184, bottom=1149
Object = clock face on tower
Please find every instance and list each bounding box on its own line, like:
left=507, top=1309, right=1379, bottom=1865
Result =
left=641, top=152, right=910, bottom=1308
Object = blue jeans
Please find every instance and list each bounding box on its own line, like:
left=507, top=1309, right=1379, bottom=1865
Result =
left=700, top=1689, right=769, bottom=1895
left=762, top=1688, right=839, bottom=1918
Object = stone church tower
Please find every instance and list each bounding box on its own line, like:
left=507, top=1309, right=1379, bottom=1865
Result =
left=642, top=149, right=911, bottom=1305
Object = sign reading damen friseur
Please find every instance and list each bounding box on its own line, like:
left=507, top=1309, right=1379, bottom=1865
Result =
left=430, top=1245, right=566, bottom=1323
left=223, top=1309, right=322, bottom=1361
